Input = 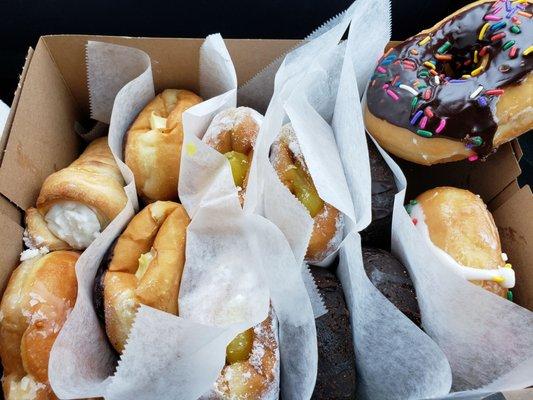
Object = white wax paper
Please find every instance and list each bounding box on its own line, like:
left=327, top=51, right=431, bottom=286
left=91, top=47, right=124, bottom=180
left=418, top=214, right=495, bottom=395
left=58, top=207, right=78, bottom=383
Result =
left=178, top=42, right=319, bottom=396
left=49, top=32, right=319, bottom=400
left=389, top=149, right=533, bottom=394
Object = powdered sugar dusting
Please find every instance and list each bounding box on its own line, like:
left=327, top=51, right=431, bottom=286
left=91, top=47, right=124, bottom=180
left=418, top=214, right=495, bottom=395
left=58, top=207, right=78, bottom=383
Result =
left=20, top=246, right=49, bottom=262
left=203, top=107, right=263, bottom=147
left=205, top=310, right=279, bottom=400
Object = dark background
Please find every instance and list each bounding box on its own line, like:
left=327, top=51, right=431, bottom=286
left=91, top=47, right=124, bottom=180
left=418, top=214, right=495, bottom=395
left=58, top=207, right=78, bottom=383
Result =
left=0, top=0, right=531, bottom=184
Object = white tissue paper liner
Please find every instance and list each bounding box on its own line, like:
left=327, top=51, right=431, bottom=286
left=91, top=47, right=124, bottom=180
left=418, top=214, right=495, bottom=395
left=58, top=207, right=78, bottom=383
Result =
left=49, top=40, right=154, bottom=398
left=178, top=40, right=318, bottom=397
left=388, top=151, right=533, bottom=393
left=48, top=33, right=318, bottom=400
left=48, top=36, right=238, bottom=399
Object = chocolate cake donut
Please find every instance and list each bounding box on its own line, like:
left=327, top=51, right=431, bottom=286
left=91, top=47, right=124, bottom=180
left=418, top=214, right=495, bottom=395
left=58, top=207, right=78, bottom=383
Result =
left=361, top=140, right=396, bottom=249
left=362, top=248, right=421, bottom=326
left=365, top=0, right=533, bottom=165
left=309, top=266, right=356, bottom=399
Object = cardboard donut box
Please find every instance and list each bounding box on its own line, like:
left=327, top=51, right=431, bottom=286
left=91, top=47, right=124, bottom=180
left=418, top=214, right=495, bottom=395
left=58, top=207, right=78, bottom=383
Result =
left=0, top=35, right=531, bottom=399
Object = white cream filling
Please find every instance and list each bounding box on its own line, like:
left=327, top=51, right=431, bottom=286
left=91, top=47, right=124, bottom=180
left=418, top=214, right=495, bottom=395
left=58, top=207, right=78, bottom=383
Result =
left=45, top=201, right=101, bottom=249
left=410, top=204, right=515, bottom=289
left=149, top=111, right=167, bottom=130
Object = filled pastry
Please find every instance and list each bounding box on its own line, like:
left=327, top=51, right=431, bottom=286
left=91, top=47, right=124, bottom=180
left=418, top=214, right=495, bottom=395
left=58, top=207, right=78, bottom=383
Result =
left=361, top=140, right=396, bottom=249
left=408, top=186, right=515, bottom=298
left=94, top=201, right=280, bottom=399
left=203, top=107, right=263, bottom=204
left=271, top=124, right=344, bottom=264
left=0, top=251, right=79, bottom=400
left=363, top=248, right=421, bottom=326
left=125, top=89, right=203, bottom=202
left=24, top=137, right=127, bottom=251
left=309, top=266, right=356, bottom=399
left=365, top=0, right=532, bottom=165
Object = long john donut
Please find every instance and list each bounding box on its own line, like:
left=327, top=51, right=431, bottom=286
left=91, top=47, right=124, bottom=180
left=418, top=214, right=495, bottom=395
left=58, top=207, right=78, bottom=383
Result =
left=365, top=0, right=532, bottom=165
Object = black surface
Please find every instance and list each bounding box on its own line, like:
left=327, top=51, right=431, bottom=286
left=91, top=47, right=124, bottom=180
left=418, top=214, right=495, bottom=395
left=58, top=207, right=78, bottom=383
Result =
left=0, top=0, right=531, bottom=184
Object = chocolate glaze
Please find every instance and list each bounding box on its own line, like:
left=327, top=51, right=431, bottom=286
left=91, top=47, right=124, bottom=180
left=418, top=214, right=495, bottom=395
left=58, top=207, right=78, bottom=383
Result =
left=367, top=1, right=532, bottom=159
left=361, top=140, right=397, bottom=249
left=362, top=248, right=421, bottom=327
left=310, top=266, right=357, bottom=399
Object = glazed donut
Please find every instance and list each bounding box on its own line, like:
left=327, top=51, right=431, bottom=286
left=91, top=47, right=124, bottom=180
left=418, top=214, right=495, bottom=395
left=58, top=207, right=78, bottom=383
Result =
left=206, top=310, right=279, bottom=400
left=270, top=124, right=343, bottom=264
left=203, top=107, right=263, bottom=204
left=0, top=251, right=79, bottom=400
left=407, top=186, right=514, bottom=298
left=94, top=201, right=188, bottom=353
left=94, top=202, right=280, bottom=398
left=25, top=136, right=127, bottom=250
left=125, top=89, right=203, bottom=202
left=365, top=0, right=533, bottom=165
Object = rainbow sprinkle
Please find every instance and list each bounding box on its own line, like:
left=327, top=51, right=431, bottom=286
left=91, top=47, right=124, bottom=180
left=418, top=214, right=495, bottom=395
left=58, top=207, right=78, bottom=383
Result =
left=524, top=45, right=533, bottom=55
left=418, top=36, right=431, bottom=46
left=435, top=119, right=447, bottom=134
left=386, top=89, right=400, bottom=101
left=410, top=110, right=424, bottom=125
left=416, top=129, right=433, bottom=138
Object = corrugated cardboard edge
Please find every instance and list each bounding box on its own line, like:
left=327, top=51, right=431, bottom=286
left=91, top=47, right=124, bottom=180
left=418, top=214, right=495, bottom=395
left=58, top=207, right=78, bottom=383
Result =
left=0, top=47, right=33, bottom=295
left=0, top=47, right=33, bottom=163
left=492, top=185, right=533, bottom=310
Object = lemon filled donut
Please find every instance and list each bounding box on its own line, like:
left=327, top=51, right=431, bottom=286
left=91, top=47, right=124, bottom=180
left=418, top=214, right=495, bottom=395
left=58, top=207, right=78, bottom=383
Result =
left=365, top=0, right=532, bottom=165
left=203, top=107, right=263, bottom=205
left=125, top=89, right=203, bottom=202
left=270, top=124, right=344, bottom=264
left=94, top=202, right=280, bottom=399
left=407, top=186, right=515, bottom=298
left=0, top=251, right=79, bottom=400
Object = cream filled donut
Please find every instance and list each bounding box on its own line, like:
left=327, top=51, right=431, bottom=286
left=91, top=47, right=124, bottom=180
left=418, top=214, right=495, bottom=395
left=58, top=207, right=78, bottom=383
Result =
left=25, top=137, right=127, bottom=251
left=365, top=0, right=533, bottom=165
left=270, top=124, right=343, bottom=264
left=407, top=186, right=515, bottom=298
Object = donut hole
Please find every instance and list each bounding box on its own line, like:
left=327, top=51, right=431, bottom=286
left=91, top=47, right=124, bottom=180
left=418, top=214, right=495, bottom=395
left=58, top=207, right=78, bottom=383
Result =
left=433, top=40, right=488, bottom=79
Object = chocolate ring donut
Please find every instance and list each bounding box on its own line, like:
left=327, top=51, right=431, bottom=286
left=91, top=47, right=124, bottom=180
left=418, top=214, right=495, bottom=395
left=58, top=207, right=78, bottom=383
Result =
left=365, top=0, right=532, bottom=165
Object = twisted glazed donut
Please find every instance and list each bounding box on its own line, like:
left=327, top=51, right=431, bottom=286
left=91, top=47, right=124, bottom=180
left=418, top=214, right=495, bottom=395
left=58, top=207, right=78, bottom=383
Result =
left=408, top=186, right=515, bottom=298
left=0, top=251, right=79, bottom=400
left=25, top=137, right=127, bottom=250
left=94, top=202, right=280, bottom=398
left=125, top=89, right=203, bottom=202
left=365, top=0, right=532, bottom=165
left=270, top=124, right=343, bottom=264
left=95, top=201, right=188, bottom=353
left=203, top=107, right=263, bottom=204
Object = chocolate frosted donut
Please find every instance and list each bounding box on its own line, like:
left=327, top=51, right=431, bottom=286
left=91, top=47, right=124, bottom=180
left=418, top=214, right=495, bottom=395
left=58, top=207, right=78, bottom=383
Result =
left=362, top=248, right=421, bottom=327
left=365, top=0, right=533, bottom=165
left=310, top=266, right=356, bottom=399
left=361, top=140, right=396, bottom=249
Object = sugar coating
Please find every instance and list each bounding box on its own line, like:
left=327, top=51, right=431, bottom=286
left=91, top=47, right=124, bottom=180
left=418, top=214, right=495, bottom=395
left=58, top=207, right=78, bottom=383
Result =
left=204, top=311, right=280, bottom=400
left=19, top=246, right=49, bottom=262
left=203, top=107, right=263, bottom=148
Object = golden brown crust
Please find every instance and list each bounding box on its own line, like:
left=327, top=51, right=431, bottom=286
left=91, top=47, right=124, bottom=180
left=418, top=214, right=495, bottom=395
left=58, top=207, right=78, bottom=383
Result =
left=35, top=137, right=127, bottom=226
left=103, top=202, right=189, bottom=352
left=24, top=208, right=71, bottom=251
left=364, top=0, right=533, bottom=165
left=203, top=107, right=262, bottom=205
left=416, top=187, right=507, bottom=297
left=0, top=251, right=79, bottom=400
left=271, top=124, right=342, bottom=263
left=212, top=314, right=279, bottom=400
left=125, top=89, right=203, bottom=202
